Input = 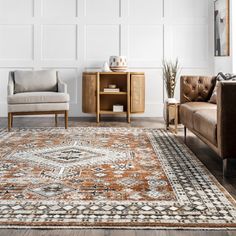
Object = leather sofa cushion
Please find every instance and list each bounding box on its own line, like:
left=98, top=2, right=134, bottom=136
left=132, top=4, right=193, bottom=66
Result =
left=179, top=102, right=216, bottom=129
left=14, top=70, right=58, bottom=93
left=193, top=109, right=217, bottom=145
left=8, top=92, right=69, bottom=104
left=180, top=76, right=216, bottom=103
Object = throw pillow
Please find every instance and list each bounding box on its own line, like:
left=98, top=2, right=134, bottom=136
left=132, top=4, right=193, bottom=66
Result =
left=209, top=73, right=236, bottom=104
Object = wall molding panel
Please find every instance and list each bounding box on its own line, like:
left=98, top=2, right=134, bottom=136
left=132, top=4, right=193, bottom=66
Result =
left=0, top=0, right=214, bottom=117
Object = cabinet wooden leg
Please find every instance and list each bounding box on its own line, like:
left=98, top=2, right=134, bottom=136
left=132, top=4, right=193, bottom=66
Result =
left=64, top=111, right=68, bottom=129
left=8, top=113, right=12, bottom=132
left=127, top=114, right=130, bottom=123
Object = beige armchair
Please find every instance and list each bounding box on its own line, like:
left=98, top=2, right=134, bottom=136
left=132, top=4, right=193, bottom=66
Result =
left=7, top=70, right=70, bottom=131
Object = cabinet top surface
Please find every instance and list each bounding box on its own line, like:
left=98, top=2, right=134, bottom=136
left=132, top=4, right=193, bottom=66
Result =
left=83, top=72, right=145, bottom=75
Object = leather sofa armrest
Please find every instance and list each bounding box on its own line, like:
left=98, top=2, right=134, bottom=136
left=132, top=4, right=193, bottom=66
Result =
left=57, top=76, right=67, bottom=94
left=8, top=72, right=14, bottom=96
left=217, top=81, right=236, bottom=158
left=180, top=76, right=216, bottom=104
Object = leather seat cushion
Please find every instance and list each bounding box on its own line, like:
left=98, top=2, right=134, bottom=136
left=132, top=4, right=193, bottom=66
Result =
left=8, top=92, right=69, bottom=104
left=193, top=109, right=217, bottom=145
left=180, top=102, right=216, bottom=129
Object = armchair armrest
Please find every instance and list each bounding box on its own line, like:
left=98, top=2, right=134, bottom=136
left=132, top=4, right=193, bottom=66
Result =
left=217, top=81, right=236, bottom=158
left=57, top=78, right=67, bottom=93
left=8, top=72, right=14, bottom=96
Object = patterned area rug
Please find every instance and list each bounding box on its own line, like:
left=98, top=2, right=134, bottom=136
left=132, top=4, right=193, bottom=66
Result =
left=0, top=127, right=236, bottom=229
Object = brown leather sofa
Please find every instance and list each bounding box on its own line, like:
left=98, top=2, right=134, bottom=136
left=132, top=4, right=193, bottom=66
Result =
left=179, top=76, right=236, bottom=176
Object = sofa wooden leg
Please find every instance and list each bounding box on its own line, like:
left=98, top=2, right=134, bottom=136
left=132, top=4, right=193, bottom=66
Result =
left=184, top=126, right=187, bottom=142
left=223, top=159, right=235, bottom=177
left=55, top=114, right=58, bottom=127
left=223, top=159, right=228, bottom=177
left=64, top=110, right=68, bottom=129
left=8, top=112, right=12, bottom=131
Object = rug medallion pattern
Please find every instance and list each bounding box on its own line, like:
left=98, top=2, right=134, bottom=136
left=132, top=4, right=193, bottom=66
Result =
left=0, top=127, right=236, bottom=228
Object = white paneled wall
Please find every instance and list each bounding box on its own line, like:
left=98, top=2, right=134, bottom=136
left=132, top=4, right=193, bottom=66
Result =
left=0, top=0, right=214, bottom=117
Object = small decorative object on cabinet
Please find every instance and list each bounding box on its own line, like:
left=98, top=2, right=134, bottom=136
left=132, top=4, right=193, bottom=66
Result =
left=82, top=72, right=145, bottom=123
left=166, top=99, right=180, bottom=134
left=102, top=61, right=111, bottom=72
left=108, top=84, right=117, bottom=89
left=109, top=56, right=127, bottom=72
left=113, top=105, right=124, bottom=112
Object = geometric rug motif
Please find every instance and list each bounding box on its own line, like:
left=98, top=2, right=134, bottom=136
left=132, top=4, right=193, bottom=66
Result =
left=0, top=127, right=236, bottom=229
left=9, top=143, right=133, bottom=180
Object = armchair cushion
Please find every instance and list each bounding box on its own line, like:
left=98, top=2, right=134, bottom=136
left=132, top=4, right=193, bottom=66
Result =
left=14, top=70, right=58, bottom=93
left=8, top=103, right=69, bottom=113
left=8, top=92, right=69, bottom=104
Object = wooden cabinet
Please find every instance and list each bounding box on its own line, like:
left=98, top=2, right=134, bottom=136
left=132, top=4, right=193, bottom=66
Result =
left=82, top=72, right=145, bottom=122
left=82, top=73, right=96, bottom=113
left=131, top=74, right=145, bottom=113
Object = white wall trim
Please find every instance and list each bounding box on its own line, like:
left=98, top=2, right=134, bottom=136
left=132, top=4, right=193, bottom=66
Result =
left=0, top=0, right=214, bottom=118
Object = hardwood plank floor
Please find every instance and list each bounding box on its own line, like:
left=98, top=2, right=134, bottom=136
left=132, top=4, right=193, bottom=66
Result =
left=0, top=116, right=236, bottom=236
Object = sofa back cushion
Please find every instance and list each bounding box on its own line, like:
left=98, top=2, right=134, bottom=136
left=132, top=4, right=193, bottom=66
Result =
left=180, top=76, right=216, bottom=103
left=14, top=70, right=58, bottom=93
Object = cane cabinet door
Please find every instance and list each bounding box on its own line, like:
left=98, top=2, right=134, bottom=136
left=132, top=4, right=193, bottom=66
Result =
left=130, top=74, right=145, bottom=113
left=82, top=73, right=97, bottom=113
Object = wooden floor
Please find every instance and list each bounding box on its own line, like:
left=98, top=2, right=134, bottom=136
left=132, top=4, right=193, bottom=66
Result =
left=0, top=116, right=236, bottom=236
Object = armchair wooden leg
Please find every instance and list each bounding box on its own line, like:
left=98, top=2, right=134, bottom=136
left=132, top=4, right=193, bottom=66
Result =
left=11, top=114, right=13, bottom=127
left=55, top=114, right=58, bottom=127
left=64, top=110, right=68, bottom=129
left=8, top=112, right=12, bottom=131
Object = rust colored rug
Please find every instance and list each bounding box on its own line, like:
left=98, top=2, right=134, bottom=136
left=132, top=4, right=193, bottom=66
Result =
left=0, top=127, right=236, bottom=229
